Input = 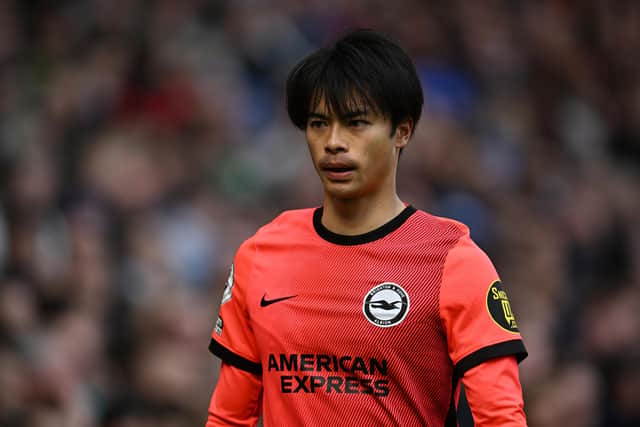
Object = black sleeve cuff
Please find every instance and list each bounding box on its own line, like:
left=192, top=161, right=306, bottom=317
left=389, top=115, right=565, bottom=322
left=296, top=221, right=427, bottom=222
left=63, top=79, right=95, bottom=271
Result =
left=209, top=338, right=262, bottom=375
left=453, top=339, right=527, bottom=379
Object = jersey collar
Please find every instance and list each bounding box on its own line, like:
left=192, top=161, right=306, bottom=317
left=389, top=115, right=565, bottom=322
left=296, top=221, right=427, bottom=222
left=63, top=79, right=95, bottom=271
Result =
left=313, top=205, right=417, bottom=245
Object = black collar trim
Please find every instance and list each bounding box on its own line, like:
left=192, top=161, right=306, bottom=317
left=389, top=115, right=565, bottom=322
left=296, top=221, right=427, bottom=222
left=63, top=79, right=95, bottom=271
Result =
left=313, top=205, right=417, bottom=246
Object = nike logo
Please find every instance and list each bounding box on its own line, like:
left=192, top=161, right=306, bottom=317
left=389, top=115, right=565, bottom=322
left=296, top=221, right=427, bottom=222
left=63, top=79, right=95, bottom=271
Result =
left=260, top=294, right=297, bottom=307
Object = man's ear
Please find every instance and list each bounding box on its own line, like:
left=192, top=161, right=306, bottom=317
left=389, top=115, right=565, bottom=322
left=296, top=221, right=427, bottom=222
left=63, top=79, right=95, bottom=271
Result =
left=394, top=119, right=413, bottom=149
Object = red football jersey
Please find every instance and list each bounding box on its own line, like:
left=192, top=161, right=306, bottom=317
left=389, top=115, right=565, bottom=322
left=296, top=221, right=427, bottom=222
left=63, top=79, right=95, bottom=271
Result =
left=209, top=206, right=527, bottom=426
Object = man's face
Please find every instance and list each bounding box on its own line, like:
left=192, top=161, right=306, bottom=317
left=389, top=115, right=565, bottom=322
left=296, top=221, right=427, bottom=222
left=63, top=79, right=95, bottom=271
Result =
left=305, top=101, right=409, bottom=201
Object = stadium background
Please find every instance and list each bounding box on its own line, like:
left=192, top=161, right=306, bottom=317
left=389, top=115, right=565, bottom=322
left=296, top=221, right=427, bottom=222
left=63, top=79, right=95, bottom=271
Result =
left=0, top=1, right=639, bottom=426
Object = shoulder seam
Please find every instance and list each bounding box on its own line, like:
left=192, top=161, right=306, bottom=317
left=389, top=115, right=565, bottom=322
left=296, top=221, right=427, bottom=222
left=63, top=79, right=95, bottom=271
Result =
left=437, top=228, right=467, bottom=338
left=246, top=237, right=258, bottom=320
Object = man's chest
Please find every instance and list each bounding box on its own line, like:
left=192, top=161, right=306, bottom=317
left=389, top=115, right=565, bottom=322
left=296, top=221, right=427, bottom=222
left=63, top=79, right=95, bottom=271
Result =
left=244, top=245, right=447, bottom=358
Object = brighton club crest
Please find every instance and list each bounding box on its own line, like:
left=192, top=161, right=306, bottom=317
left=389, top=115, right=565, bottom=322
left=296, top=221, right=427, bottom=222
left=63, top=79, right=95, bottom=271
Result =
left=363, top=282, right=410, bottom=327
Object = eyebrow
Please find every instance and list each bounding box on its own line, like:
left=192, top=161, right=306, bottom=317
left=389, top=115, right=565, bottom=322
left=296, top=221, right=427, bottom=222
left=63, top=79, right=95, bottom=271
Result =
left=308, top=112, right=329, bottom=120
left=308, top=110, right=369, bottom=120
left=342, top=110, right=368, bottom=119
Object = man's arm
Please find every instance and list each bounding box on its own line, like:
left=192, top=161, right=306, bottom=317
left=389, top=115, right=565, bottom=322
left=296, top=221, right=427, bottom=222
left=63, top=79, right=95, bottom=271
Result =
left=439, top=230, right=528, bottom=425
left=461, top=356, right=526, bottom=426
left=206, top=362, right=263, bottom=427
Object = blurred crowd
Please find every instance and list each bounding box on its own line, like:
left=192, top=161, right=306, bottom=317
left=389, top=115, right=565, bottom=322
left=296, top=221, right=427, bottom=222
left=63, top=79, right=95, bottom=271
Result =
left=0, top=0, right=639, bottom=426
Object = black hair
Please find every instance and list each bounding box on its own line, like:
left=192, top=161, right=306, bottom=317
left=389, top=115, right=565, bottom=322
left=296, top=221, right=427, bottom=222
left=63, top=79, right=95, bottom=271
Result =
left=286, top=29, right=423, bottom=136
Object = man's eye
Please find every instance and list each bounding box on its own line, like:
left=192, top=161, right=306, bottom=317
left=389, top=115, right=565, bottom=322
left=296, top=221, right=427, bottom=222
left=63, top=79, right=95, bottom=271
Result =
left=308, top=120, right=327, bottom=128
left=349, top=119, right=368, bottom=127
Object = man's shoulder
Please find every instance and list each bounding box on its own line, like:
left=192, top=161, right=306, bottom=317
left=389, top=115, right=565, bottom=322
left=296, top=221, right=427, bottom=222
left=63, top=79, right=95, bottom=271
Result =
left=251, top=207, right=317, bottom=242
left=414, top=211, right=491, bottom=264
left=408, top=208, right=471, bottom=239
left=235, top=208, right=316, bottom=259
left=407, top=210, right=496, bottom=285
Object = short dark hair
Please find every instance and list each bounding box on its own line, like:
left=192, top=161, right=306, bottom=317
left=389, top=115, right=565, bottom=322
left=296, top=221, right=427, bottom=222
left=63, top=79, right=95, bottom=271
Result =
left=286, top=29, right=423, bottom=136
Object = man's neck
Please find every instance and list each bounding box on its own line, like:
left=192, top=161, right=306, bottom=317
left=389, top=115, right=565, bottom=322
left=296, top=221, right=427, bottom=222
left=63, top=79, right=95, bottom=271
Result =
left=321, top=194, right=407, bottom=236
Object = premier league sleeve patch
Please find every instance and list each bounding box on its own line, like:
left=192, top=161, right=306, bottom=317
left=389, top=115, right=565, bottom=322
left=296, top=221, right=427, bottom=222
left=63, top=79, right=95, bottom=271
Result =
left=486, top=280, right=519, bottom=333
left=214, top=316, right=224, bottom=336
left=220, top=263, right=234, bottom=305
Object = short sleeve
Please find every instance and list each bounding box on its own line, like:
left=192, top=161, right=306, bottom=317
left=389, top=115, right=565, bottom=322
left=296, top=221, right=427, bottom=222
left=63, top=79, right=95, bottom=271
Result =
left=440, top=234, right=527, bottom=378
left=209, top=239, right=262, bottom=374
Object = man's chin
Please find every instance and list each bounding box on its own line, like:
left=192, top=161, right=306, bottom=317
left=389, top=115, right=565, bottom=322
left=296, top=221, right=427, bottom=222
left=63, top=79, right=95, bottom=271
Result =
left=323, top=184, right=361, bottom=200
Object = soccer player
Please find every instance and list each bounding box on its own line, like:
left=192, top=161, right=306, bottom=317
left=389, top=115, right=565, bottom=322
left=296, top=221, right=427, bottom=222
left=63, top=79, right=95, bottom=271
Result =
left=205, top=29, right=528, bottom=426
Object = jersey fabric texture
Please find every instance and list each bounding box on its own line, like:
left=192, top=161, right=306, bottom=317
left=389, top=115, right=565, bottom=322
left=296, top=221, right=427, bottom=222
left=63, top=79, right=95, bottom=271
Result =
left=209, top=205, right=527, bottom=426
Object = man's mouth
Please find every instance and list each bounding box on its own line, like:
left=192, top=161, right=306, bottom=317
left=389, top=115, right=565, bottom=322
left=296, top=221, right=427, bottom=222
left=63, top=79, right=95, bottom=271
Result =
left=318, top=158, right=357, bottom=181
left=322, top=166, right=355, bottom=181
left=324, top=166, right=353, bottom=173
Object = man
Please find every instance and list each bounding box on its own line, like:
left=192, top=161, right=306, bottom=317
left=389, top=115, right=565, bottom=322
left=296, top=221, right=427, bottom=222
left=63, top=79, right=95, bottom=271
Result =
left=206, top=29, right=528, bottom=426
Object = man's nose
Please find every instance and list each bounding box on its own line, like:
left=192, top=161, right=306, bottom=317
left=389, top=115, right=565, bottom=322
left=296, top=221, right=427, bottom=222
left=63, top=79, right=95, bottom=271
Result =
left=325, top=124, right=348, bottom=153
